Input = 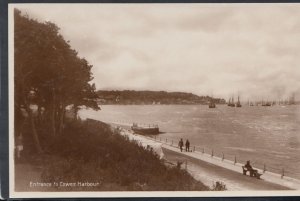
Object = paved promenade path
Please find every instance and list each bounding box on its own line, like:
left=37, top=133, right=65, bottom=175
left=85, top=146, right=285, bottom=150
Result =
left=162, top=147, right=290, bottom=190
left=141, top=136, right=300, bottom=191
left=105, top=121, right=300, bottom=191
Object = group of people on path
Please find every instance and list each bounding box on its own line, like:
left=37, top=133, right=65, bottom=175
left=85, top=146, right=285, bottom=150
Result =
left=178, top=138, right=190, bottom=152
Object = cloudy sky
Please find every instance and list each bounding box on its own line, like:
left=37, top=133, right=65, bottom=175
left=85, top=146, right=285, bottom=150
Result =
left=13, top=3, right=300, bottom=101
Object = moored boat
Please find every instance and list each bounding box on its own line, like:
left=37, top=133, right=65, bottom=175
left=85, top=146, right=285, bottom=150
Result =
left=209, top=99, right=216, bottom=108
left=131, top=123, right=159, bottom=135
left=236, top=96, right=242, bottom=107
left=262, top=102, right=271, bottom=106
left=261, top=99, right=272, bottom=106
left=228, top=97, right=235, bottom=107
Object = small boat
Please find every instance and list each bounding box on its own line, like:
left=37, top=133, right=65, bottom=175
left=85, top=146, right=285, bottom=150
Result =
left=227, top=98, right=231, bottom=106
left=262, top=102, right=271, bottom=106
left=248, top=100, right=254, bottom=106
left=209, top=99, right=216, bottom=108
left=236, top=96, right=242, bottom=107
left=131, top=123, right=159, bottom=135
left=261, top=99, right=271, bottom=106
left=228, top=97, right=235, bottom=107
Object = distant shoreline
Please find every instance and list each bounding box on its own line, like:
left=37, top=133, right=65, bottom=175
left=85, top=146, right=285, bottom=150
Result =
left=97, top=90, right=226, bottom=105
left=98, top=103, right=226, bottom=105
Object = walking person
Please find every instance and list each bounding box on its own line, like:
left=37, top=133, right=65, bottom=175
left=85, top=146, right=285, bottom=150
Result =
left=178, top=138, right=184, bottom=152
left=185, top=139, right=190, bottom=152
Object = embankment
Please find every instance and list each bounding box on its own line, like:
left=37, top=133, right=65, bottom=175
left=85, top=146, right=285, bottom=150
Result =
left=15, top=119, right=208, bottom=191
left=109, top=122, right=300, bottom=191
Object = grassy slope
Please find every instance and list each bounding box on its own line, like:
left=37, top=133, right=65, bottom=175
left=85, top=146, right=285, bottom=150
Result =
left=17, top=119, right=208, bottom=191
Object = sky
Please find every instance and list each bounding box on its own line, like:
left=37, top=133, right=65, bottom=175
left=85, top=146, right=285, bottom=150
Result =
left=13, top=3, right=300, bottom=101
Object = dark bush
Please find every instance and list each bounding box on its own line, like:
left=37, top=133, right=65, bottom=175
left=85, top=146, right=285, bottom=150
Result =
left=40, top=119, right=208, bottom=191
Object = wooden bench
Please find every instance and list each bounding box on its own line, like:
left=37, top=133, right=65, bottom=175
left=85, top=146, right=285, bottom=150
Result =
left=242, top=166, right=262, bottom=179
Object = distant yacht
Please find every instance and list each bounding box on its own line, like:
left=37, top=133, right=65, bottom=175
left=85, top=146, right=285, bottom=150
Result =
left=262, top=102, right=271, bottom=106
left=236, top=96, right=242, bottom=107
left=261, top=100, right=271, bottom=106
left=248, top=100, right=254, bottom=106
left=227, top=98, right=231, bottom=106
left=209, top=98, right=216, bottom=108
left=228, top=97, right=235, bottom=107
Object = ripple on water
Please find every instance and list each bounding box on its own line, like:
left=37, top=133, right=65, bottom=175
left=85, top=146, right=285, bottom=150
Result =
left=225, top=147, right=257, bottom=153
left=275, top=155, right=291, bottom=159
left=79, top=105, right=300, bottom=179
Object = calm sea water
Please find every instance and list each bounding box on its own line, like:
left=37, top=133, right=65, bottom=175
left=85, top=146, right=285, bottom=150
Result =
left=79, top=104, right=300, bottom=179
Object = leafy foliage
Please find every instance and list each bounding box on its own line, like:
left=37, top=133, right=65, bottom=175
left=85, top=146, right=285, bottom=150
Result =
left=14, top=9, right=99, bottom=152
left=41, top=120, right=208, bottom=191
left=14, top=9, right=209, bottom=191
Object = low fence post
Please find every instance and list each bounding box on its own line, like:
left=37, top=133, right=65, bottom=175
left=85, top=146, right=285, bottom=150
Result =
left=154, top=136, right=156, bottom=141
left=165, top=138, right=167, bottom=143
left=172, top=140, right=173, bottom=146
left=202, top=148, right=204, bottom=154
left=281, top=168, right=284, bottom=179
left=263, top=164, right=266, bottom=173
left=234, top=156, right=237, bottom=165
left=160, top=137, right=161, bottom=141
left=211, top=149, right=214, bottom=157
left=222, top=153, right=224, bottom=161
left=193, top=146, right=195, bottom=152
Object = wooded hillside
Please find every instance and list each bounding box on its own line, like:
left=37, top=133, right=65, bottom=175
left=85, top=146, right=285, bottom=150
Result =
left=97, top=90, right=226, bottom=105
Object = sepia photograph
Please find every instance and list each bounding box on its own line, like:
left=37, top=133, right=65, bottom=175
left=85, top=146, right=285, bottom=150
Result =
left=8, top=3, right=300, bottom=197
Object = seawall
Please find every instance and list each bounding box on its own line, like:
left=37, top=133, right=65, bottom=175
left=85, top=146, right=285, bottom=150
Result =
left=83, top=117, right=300, bottom=190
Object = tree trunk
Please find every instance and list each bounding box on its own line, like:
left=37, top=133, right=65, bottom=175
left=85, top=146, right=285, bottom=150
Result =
left=25, top=104, right=43, bottom=153
left=74, top=105, right=79, bottom=120
left=50, top=87, right=56, bottom=137
left=19, top=75, right=43, bottom=154
left=37, top=104, right=42, bottom=126
left=58, top=105, right=65, bottom=135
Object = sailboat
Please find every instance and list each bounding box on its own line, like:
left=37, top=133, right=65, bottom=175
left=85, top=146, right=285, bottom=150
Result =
left=209, top=98, right=216, bottom=108
left=236, top=96, right=242, bottom=107
left=228, top=97, right=235, bottom=107
left=262, top=98, right=271, bottom=106
left=248, top=100, right=254, bottom=106
left=262, top=102, right=271, bottom=106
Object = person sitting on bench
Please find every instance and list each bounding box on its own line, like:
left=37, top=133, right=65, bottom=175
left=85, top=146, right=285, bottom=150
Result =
left=243, top=160, right=258, bottom=177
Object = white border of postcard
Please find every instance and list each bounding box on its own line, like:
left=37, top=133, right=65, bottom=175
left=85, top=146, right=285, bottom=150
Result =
left=8, top=3, right=300, bottom=198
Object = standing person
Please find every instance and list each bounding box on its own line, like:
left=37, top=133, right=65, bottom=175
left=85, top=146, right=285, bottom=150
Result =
left=185, top=139, right=190, bottom=152
left=178, top=138, right=184, bottom=152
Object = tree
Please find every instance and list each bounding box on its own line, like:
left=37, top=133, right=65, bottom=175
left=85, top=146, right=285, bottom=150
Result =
left=14, top=9, right=99, bottom=153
